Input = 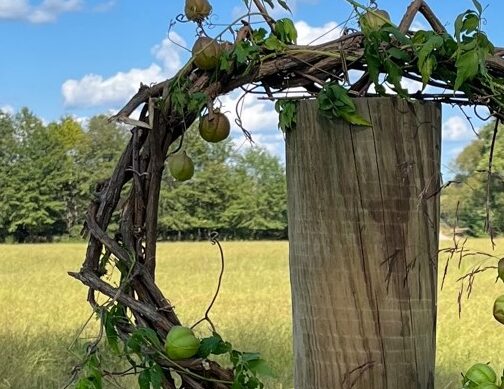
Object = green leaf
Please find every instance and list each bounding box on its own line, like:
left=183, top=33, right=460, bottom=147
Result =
left=232, top=42, right=259, bottom=66
left=263, top=0, right=274, bottom=8
left=476, top=31, right=495, bottom=55
left=274, top=18, right=297, bottom=44
left=197, top=333, right=232, bottom=358
left=462, top=13, right=479, bottom=33
left=384, top=61, right=407, bottom=97
left=138, top=369, right=151, bottom=389
left=187, top=92, right=208, bottom=114
left=339, top=111, right=372, bottom=127
left=231, top=382, right=242, bottom=389
left=103, top=310, right=120, bottom=355
left=381, top=26, right=411, bottom=45
left=419, top=55, right=437, bottom=89
left=230, top=350, right=241, bottom=366
left=75, top=378, right=98, bottom=389
left=472, top=0, right=483, bottom=14
left=138, top=328, right=163, bottom=349
left=247, top=358, right=275, bottom=377
left=127, top=327, right=162, bottom=355
left=454, top=50, right=480, bottom=90
left=275, top=100, right=297, bottom=132
left=150, top=364, right=163, bottom=389
left=219, top=53, right=231, bottom=71
left=241, top=352, right=261, bottom=362
left=387, top=47, right=410, bottom=62
left=252, top=28, right=268, bottom=42
left=454, top=13, right=465, bottom=42
left=364, top=50, right=381, bottom=86
left=277, top=0, right=291, bottom=12
left=263, top=35, right=285, bottom=52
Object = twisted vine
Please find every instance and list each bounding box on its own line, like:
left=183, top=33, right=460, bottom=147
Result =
left=67, top=0, right=504, bottom=388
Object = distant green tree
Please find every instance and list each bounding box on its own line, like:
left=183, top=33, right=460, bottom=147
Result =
left=224, top=147, right=287, bottom=238
left=0, top=110, right=287, bottom=242
left=45, top=117, right=88, bottom=235
left=159, top=128, right=239, bottom=239
left=71, top=115, right=128, bottom=237
left=0, top=111, right=16, bottom=240
left=158, top=127, right=287, bottom=240
left=1, top=109, right=69, bottom=241
left=441, top=121, right=504, bottom=235
left=0, top=110, right=129, bottom=242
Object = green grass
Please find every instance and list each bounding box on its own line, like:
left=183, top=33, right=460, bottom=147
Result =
left=0, top=240, right=503, bottom=388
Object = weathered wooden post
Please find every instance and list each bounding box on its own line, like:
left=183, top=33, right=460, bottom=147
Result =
left=286, top=98, right=441, bottom=389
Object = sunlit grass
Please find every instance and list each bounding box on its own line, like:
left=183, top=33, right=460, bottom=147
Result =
left=0, top=239, right=503, bottom=388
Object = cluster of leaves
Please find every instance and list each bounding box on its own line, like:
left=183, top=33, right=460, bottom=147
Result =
left=241, top=0, right=290, bottom=13
left=360, top=0, right=501, bottom=109
left=168, top=79, right=208, bottom=117
left=219, top=17, right=297, bottom=75
left=362, top=22, right=412, bottom=96
left=318, top=83, right=372, bottom=126
left=74, top=304, right=273, bottom=389
left=199, top=333, right=274, bottom=389
left=274, top=100, right=297, bottom=132
left=452, top=1, right=495, bottom=91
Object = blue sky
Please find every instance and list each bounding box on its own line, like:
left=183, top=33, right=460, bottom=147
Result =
left=1, top=0, right=503, bottom=177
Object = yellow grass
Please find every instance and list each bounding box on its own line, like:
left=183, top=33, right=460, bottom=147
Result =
left=0, top=239, right=503, bottom=388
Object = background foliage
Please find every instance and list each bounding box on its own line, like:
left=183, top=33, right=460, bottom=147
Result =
left=441, top=121, right=504, bottom=236
left=0, top=109, right=287, bottom=243
left=2, top=107, right=504, bottom=242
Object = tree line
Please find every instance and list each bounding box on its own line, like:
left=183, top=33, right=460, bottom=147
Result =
left=1, top=108, right=501, bottom=242
left=0, top=108, right=287, bottom=243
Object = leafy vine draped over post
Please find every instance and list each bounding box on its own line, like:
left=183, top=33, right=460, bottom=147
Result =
left=67, top=0, right=504, bottom=388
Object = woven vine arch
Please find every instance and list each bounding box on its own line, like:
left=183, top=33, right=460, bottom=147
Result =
left=67, top=0, right=504, bottom=387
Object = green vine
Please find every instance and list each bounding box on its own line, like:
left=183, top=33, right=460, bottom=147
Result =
left=69, top=0, right=504, bottom=388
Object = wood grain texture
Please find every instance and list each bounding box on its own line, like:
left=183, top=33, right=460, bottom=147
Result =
left=286, top=98, right=441, bottom=389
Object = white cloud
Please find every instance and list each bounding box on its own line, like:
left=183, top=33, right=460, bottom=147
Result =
left=442, top=116, right=474, bottom=141
left=0, top=0, right=83, bottom=23
left=93, top=0, right=115, bottom=12
left=62, top=32, right=187, bottom=108
left=0, top=105, right=15, bottom=115
left=62, top=64, right=165, bottom=108
left=220, top=90, right=279, bottom=136
left=411, top=20, right=428, bottom=32
left=295, top=20, right=341, bottom=45
left=216, top=88, right=286, bottom=159
left=68, top=114, right=89, bottom=128
left=0, top=0, right=30, bottom=19
left=151, top=33, right=187, bottom=72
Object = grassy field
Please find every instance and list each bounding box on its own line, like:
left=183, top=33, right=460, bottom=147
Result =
left=0, top=240, right=503, bottom=388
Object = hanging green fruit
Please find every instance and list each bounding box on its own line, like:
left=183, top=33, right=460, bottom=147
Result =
left=359, top=9, right=391, bottom=31
left=199, top=110, right=231, bottom=143
left=168, top=151, right=194, bottom=181
left=185, top=0, right=212, bottom=22
left=462, top=363, right=497, bottom=387
left=165, top=326, right=200, bottom=360
left=493, top=295, right=504, bottom=325
left=192, top=37, right=222, bottom=71
left=497, top=258, right=504, bottom=283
